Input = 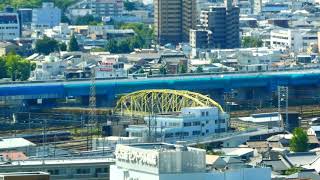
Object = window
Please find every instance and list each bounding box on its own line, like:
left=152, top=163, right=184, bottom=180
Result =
left=206, top=111, right=209, bottom=116
left=201, top=111, right=205, bottom=116
left=206, top=129, right=209, bottom=133
left=48, top=169, right=59, bottom=175
left=206, top=120, right=209, bottom=124
left=192, top=121, right=200, bottom=126
left=76, top=168, right=90, bottom=174
left=183, top=122, right=191, bottom=127
left=96, top=168, right=102, bottom=173
left=192, top=131, right=201, bottom=135
left=165, top=133, right=174, bottom=138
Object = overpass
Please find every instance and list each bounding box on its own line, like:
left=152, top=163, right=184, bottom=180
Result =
left=1, top=70, right=320, bottom=107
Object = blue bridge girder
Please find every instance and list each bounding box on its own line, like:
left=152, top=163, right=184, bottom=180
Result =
left=0, top=70, right=320, bottom=102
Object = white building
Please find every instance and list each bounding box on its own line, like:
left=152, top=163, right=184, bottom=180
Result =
left=92, top=136, right=141, bottom=151
left=237, top=47, right=282, bottom=71
left=126, top=107, right=229, bottom=142
left=30, top=55, right=67, bottom=81
left=32, top=2, right=61, bottom=29
left=95, top=55, right=127, bottom=79
left=308, top=126, right=320, bottom=139
left=238, top=112, right=282, bottom=127
left=0, top=138, right=35, bottom=154
left=110, top=143, right=272, bottom=180
left=270, top=28, right=318, bottom=53
left=0, top=12, right=21, bottom=40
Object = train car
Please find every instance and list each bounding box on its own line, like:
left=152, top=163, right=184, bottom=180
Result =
left=18, top=131, right=71, bottom=143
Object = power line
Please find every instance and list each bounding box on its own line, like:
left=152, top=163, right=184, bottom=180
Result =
left=87, top=67, right=96, bottom=150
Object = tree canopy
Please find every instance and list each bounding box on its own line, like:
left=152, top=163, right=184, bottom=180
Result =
left=196, top=66, right=204, bottom=73
left=74, top=15, right=102, bottom=25
left=290, top=128, right=309, bottom=152
left=242, top=36, right=263, bottom=48
left=0, top=0, right=76, bottom=10
left=68, top=34, right=80, bottom=51
left=35, top=36, right=59, bottom=55
left=0, top=53, right=34, bottom=81
left=124, top=0, right=137, bottom=11
left=105, top=23, right=154, bottom=53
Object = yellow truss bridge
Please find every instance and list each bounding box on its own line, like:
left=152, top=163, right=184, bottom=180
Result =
left=114, top=89, right=224, bottom=116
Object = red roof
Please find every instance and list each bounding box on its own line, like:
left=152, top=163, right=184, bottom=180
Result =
left=0, top=151, right=28, bottom=161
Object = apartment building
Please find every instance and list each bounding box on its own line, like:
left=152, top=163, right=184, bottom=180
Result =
left=200, top=0, right=240, bottom=49
left=0, top=11, right=20, bottom=40
left=126, top=107, right=229, bottom=142
left=92, top=0, right=124, bottom=17
left=270, top=28, right=318, bottom=53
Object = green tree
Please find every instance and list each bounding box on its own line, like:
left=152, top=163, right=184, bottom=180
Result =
left=124, top=0, right=136, bottom=11
left=0, top=0, right=76, bottom=10
left=120, top=23, right=153, bottom=48
left=75, top=14, right=101, bottom=25
left=290, top=128, right=309, bottom=152
left=138, top=68, right=144, bottom=74
left=0, top=57, right=7, bottom=78
left=284, top=167, right=302, bottom=175
left=61, top=14, right=71, bottom=24
left=178, top=64, right=187, bottom=74
left=59, top=42, right=67, bottom=51
left=196, top=66, right=204, bottom=73
left=159, top=65, right=167, bottom=75
left=35, top=36, right=59, bottom=55
left=105, top=39, right=118, bottom=53
left=242, top=36, right=263, bottom=48
left=68, top=34, right=80, bottom=51
left=118, top=39, right=131, bottom=53
left=5, top=54, right=32, bottom=81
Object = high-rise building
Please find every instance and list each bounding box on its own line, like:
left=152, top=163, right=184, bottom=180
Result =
left=182, top=0, right=197, bottom=42
left=200, top=0, right=240, bottom=49
left=154, top=0, right=197, bottom=45
left=154, top=0, right=182, bottom=45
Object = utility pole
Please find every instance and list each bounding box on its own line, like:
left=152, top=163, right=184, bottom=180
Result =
left=278, top=86, right=288, bottom=131
left=87, top=67, right=96, bottom=151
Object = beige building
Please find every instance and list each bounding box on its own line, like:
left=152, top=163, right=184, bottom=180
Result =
left=154, top=0, right=197, bottom=45
left=154, top=0, right=182, bottom=45
left=182, top=0, right=197, bottom=42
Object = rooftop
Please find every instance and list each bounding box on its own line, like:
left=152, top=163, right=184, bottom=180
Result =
left=0, top=138, right=35, bottom=150
left=0, top=157, right=114, bottom=166
left=310, top=126, right=320, bottom=132
left=125, top=142, right=195, bottom=152
left=239, top=112, right=281, bottom=123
